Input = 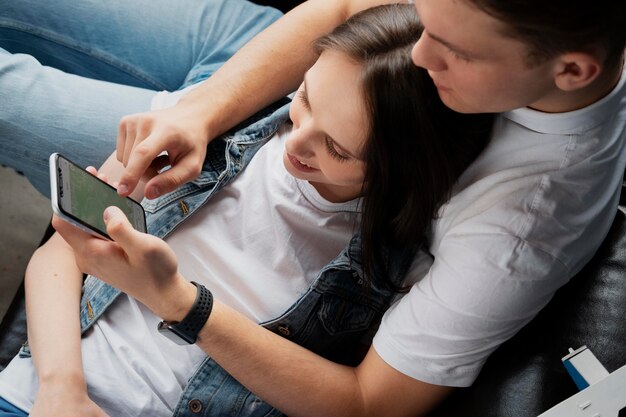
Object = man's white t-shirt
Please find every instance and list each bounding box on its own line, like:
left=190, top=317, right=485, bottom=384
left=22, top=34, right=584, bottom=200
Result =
left=374, top=66, right=626, bottom=386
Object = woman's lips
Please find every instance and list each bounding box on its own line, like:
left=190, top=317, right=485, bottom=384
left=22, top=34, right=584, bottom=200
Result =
left=287, top=153, right=318, bottom=173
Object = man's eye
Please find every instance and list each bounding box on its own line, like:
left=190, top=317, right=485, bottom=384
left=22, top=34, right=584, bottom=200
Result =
left=298, top=90, right=311, bottom=109
left=449, top=48, right=471, bottom=62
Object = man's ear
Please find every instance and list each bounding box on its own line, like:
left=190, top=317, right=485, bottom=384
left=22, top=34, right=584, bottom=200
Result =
left=553, top=52, right=603, bottom=92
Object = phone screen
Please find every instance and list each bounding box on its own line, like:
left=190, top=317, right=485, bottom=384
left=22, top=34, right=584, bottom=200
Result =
left=50, top=153, right=146, bottom=239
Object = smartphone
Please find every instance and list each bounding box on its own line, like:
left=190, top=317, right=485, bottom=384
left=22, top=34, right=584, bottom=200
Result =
left=49, top=153, right=147, bottom=240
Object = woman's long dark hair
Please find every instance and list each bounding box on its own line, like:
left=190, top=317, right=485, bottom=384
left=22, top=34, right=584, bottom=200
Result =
left=315, top=4, right=494, bottom=291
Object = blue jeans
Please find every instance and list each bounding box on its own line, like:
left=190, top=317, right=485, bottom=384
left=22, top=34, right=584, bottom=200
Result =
left=0, top=397, right=27, bottom=417
left=0, top=0, right=282, bottom=197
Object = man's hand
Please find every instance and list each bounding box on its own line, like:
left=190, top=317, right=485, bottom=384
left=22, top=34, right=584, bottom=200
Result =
left=52, top=206, right=196, bottom=321
left=116, top=100, right=211, bottom=200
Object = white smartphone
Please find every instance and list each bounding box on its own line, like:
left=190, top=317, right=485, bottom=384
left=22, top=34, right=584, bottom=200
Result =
left=49, top=153, right=147, bottom=240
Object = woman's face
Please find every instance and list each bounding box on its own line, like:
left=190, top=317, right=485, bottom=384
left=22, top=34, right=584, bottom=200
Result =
left=284, top=50, right=368, bottom=203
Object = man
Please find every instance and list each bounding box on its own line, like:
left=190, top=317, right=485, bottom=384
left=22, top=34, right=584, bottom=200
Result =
left=100, top=1, right=626, bottom=415
left=7, top=0, right=626, bottom=415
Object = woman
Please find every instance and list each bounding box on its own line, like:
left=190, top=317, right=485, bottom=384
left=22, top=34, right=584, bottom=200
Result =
left=0, top=4, right=492, bottom=417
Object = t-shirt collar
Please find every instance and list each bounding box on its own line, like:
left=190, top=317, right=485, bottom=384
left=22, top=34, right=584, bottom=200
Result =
left=503, top=65, right=626, bottom=135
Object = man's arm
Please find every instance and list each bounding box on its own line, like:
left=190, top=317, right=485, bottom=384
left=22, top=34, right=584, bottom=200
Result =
left=53, top=207, right=454, bottom=417
left=117, top=0, right=398, bottom=199
left=198, top=299, right=454, bottom=417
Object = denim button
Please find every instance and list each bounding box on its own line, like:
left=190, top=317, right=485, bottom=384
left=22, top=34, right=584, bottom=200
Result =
left=277, top=325, right=290, bottom=336
left=188, top=399, right=203, bottom=413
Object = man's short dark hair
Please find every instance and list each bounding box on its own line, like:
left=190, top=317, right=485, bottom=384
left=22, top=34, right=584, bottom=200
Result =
left=467, top=0, right=626, bottom=68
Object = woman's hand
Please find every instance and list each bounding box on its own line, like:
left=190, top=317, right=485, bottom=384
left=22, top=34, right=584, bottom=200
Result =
left=52, top=203, right=196, bottom=322
left=115, top=100, right=212, bottom=200
left=31, top=376, right=109, bottom=417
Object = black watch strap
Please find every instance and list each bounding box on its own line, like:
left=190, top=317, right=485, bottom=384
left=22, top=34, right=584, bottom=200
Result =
left=157, top=282, right=213, bottom=345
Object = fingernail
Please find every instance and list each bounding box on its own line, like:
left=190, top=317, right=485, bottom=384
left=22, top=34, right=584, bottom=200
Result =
left=103, top=206, right=121, bottom=222
left=147, top=185, right=160, bottom=199
left=117, top=184, right=128, bottom=195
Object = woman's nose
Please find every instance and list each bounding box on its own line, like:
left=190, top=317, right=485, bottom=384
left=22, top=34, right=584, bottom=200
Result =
left=287, top=125, right=316, bottom=158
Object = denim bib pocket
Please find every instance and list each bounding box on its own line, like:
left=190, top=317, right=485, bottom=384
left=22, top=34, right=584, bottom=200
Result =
left=141, top=182, right=204, bottom=214
left=317, top=292, right=377, bottom=335
left=236, top=392, right=284, bottom=417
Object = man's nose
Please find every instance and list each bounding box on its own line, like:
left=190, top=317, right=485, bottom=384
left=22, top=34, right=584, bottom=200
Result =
left=411, top=35, right=447, bottom=72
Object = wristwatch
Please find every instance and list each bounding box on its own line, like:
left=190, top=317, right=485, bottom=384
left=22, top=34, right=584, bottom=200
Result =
left=157, top=281, right=213, bottom=345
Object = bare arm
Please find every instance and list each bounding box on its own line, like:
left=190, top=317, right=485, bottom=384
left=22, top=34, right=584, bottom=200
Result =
left=117, top=0, right=398, bottom=199
left=172, top=0, right=389, bottom=133
left=25, top=233, right=84, bottom=388
left=26, top=154, right=140, bottom=380
left=198, top=300, right=454, bottom=417
left=53, top=207, right=454, bottom=417
left=25, top=233, right=109, bottom=416
left=24, top=155, right=133, bottom=417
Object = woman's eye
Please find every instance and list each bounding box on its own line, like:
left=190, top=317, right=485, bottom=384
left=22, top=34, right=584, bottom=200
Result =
left=325, top=137, right=348, bottom=161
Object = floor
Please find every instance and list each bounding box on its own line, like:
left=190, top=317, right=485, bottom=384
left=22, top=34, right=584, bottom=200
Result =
left=0, top=166, right=52, bottom=323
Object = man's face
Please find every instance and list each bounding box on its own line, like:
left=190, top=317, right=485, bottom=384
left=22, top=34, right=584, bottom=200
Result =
left=412, top=0, right=560, bottom=113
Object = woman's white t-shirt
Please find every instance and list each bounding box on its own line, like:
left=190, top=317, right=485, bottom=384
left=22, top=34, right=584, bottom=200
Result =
left=0, top=120, right=361, bottom=416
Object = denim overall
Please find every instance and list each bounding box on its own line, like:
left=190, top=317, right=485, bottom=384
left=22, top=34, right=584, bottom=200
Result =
left=21, top=99, right=416, bottom=417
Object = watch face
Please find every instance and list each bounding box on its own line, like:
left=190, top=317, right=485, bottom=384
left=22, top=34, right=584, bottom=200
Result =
left=157, top=321, right=195, bottom=345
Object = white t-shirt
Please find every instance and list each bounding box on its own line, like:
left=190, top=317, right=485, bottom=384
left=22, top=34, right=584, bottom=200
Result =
left=0, top=119, right=361, bottom=415
left=374, top=67, right=626, bottom=387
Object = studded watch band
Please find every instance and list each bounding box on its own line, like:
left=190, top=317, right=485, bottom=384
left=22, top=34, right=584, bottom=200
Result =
left=157, top=281, right=213, bottom=345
